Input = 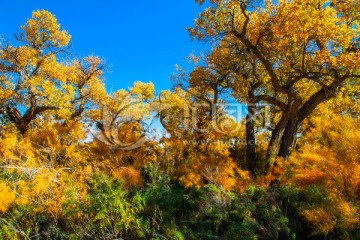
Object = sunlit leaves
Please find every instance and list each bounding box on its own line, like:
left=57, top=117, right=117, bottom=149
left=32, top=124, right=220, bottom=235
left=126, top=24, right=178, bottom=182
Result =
left=20, top=10, right=71, bottom=48
left=0, top=182, right=15, bottom=213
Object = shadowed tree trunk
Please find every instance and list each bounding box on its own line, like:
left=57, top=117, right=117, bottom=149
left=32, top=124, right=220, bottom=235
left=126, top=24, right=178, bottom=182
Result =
left=265, top=113, right=289, bottom=168
left=277, top=75, right=346, bottom=160
left=246, top=84, right=257, bottom=176
left=278, top=117, right=299, bottom=160
left=4, top=106, right=58, bottom=135
left=246, top=105, right=257, bottom=175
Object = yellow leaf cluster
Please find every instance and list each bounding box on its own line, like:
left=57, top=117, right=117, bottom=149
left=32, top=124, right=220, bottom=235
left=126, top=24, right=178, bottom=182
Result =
left=0, top=182, right=15, bottom=213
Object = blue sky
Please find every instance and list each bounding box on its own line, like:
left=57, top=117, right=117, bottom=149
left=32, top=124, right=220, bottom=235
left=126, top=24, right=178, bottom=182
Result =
left=0, top=0, right=208, bottom=93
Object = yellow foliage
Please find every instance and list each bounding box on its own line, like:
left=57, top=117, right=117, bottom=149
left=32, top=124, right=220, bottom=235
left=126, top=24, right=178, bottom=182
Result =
left=22, top=10, right=71, bottom=48
left=112, top=167, right=143, bottom=188
left=0, top=182, right=15, bottom=213
left=288, top=111, right=360, bottom=234
left=301, top=208, right=336, bottom=235
left=130, top=81, right=155, bottom=100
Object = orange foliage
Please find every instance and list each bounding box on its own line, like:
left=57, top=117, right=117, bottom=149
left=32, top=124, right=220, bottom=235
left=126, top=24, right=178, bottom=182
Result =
left=112, top=167, right=143, bottom=188
left=0, top=182, right=15, bottom=213
left=288, top=111, right=360, bottom=234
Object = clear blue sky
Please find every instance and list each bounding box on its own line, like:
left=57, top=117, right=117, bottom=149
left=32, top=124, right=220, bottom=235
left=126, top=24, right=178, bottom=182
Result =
left=0, top=0, right=208, bottom=93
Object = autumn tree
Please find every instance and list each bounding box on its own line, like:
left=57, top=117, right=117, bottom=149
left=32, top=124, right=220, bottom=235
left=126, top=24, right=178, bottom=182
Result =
left=189, top=0, right=360, bottom=169
left=0, top=11, right=154, bottom=238
left=158, top=87, right=250, bottom=191
left=0, top=10, right=107, bottom=134
left=185, top=46, right=270, bottom=174
left=87, top=81, right=161, bottom=188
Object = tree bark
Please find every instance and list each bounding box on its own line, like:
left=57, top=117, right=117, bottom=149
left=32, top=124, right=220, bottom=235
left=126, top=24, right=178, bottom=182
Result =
left=246, top=105, right=257, bottom=175
left=277, top=75, right=345, bottom=160
left=5, top=106, right=58, bottom=134
left=278, top=117, right=300, bottom=160
left=265, top=113, right=289, bottom=167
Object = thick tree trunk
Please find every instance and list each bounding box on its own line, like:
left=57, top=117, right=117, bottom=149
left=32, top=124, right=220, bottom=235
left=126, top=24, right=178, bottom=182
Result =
left=265, top=114, right=289, bottom=169
left=278, top=117, right=300, bottom=160
left=277, top=77, right=344, bottom=160
left=246, top=106, right=257, bottom=175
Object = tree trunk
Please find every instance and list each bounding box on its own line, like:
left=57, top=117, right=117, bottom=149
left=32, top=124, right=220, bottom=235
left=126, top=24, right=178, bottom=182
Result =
left=278, top=117, right=300, bottom=160
left=277, top=77, right=344, bottom=160
left=246, top=106, right=257, bottom=175
left=265, top=114, right=289, bottom=169
left=5, top=106, right=58, bottom=135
